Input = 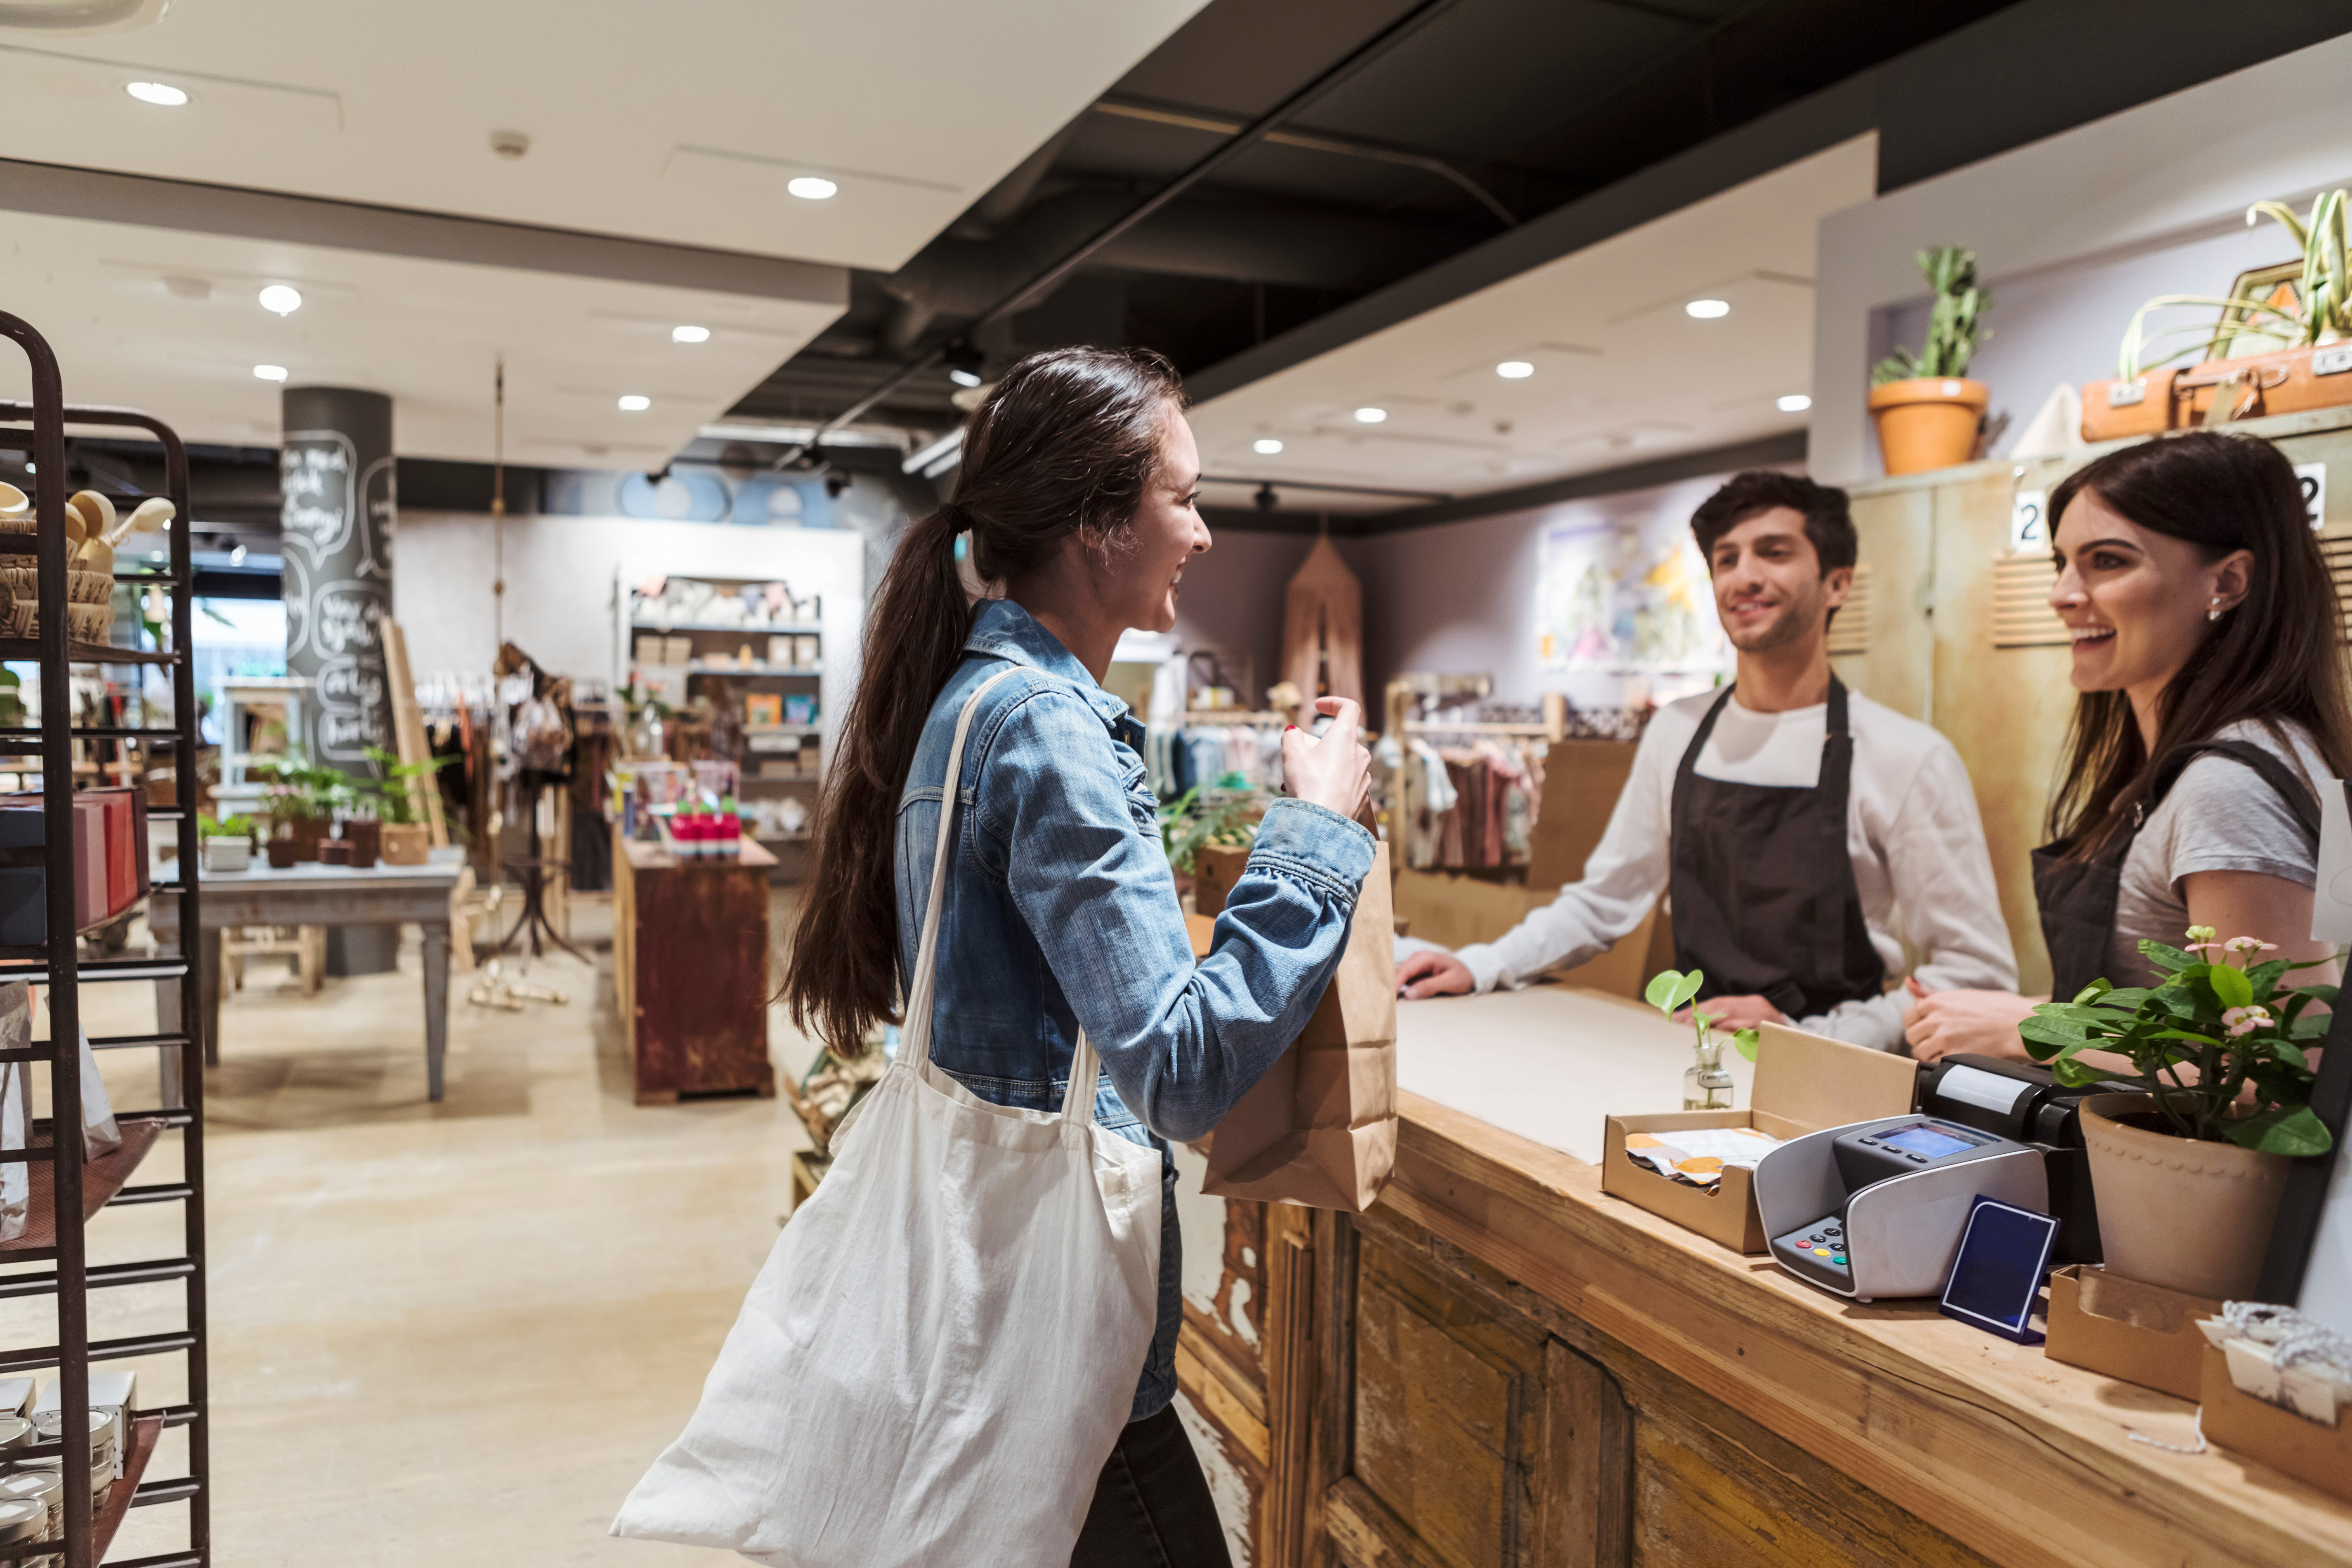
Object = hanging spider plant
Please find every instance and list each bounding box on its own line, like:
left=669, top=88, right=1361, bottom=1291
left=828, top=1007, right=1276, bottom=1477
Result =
left=2117, top=188, right=2350, bottom=380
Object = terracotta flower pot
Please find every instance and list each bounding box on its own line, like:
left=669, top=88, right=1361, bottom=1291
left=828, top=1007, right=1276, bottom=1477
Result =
left=343, top=819, right=380, bottom=870
left=1868, top=376, right=1989, bottom=475
left=265, top=837, right=298, bottom=869
left=379, top=822, right=430, bottom=866
left=2080, top=1092, right=2291, bottom=1299
left=318, top=840, right=352, bottom=866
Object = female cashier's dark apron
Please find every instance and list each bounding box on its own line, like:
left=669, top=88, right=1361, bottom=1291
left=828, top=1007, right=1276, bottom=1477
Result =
left=1668, top=678, right=1886, bottom=1018
left=2033, top=739, right=2322, bottom=1001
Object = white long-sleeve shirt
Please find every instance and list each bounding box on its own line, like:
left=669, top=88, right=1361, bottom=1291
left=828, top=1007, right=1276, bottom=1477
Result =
left=1455, top=687, right=2017, bottom=1051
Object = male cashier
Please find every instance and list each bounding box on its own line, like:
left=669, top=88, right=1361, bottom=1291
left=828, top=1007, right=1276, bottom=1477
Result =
left=1394, top=472, right=2016, bottom=1050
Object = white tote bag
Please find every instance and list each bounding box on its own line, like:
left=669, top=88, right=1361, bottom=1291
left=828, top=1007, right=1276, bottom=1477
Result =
left=613, top=666, right=1163, bottom=1567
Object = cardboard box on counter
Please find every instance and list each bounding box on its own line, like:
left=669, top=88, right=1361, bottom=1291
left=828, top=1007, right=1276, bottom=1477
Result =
left=1601, top=1022, right=1916, bottom=1254
left=2043, top=1265, right=2221, bottom=1401
left=2202, top=1342, right=2352, bottom=1502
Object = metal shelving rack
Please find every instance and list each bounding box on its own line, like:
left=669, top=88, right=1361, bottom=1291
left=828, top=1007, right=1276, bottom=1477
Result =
left=0, top=311, right=208, bottom=1568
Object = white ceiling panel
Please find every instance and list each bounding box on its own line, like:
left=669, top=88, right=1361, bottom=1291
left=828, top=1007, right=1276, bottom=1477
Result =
left=0, top=210, right=841, bottom=465
left=1188, top=137, right=1878, bottom=510
left=0, top=0, right=1209, bottom=269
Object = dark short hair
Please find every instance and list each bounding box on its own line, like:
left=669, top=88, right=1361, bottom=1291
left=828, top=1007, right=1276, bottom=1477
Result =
left=1689, top=471, right=1856, bottom=573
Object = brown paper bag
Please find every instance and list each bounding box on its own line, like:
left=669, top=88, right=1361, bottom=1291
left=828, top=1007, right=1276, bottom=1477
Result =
left=1202, top=842, right=1396, bottom=1210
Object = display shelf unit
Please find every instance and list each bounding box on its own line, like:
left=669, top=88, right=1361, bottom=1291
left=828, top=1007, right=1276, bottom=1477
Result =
left=0, top=331, right=210, bottom=1568
left=621, top=573, right=830, bottom=873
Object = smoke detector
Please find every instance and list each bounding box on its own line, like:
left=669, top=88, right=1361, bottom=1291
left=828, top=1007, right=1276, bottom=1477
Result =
left=489, top=129, right=531, bottom=161
left=0, top=0, right=172, bottom=32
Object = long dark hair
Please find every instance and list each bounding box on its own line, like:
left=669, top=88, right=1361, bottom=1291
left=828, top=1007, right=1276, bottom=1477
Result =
left=781, top=346, right=1185, bottom=1052
left=2047, top=430, right=2352, bottom=855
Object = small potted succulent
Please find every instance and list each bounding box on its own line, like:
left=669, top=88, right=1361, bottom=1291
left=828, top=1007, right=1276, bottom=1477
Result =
left=2019, top=926, right=2331, bottom=1299
left=255, top=752, right=347, bottom=863
left=366, top=746, right=449, bottom=865
left=197, top=813, right=255, bottom=874
left=1868, top=244, right=1993, bottom=475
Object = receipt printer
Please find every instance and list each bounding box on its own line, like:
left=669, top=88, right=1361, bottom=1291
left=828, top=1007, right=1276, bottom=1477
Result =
left=1918, top=1054, right=2125, bottom=1266
left=1752, top=1115, right=2048, bottom=1301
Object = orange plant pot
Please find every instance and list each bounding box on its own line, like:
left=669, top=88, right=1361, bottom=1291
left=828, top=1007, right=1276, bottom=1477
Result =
left=1868, top=376, right=1988, bottom=475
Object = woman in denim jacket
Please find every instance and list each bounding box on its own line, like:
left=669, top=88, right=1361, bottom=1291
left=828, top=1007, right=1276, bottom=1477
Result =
left=782, top=347, right=1373, bottom=1566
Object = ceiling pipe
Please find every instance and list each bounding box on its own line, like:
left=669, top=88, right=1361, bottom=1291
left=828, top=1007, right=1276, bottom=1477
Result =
left=1091, top=96, right=1516, bottom=227
left=775, top=0, right=1467, bottom=467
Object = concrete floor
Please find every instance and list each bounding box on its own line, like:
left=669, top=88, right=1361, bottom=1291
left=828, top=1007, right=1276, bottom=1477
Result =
left=5, top=894, right=818, bottom=1564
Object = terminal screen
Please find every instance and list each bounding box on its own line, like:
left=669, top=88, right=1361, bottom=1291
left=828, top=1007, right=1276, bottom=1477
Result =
left=1881, top=1124, right=1974, bottom=1160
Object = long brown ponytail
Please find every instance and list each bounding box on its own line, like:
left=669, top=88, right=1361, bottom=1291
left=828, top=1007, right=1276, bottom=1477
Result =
left=782, top=346, right=1185, bottom=1052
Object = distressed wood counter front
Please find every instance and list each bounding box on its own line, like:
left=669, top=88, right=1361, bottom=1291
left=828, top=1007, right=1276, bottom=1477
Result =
left=1171, top=985, right=2352, bottom=1568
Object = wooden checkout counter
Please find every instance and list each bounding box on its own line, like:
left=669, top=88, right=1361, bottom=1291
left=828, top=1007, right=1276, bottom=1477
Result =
left=1169, top=983, right=2352, bottom=1568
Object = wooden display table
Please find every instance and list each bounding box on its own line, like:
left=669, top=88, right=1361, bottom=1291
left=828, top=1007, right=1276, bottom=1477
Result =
left=148, top=850, right=465, bottom=1100
left=1172, top=984, right=2352, bottom=1568
left=612, top=829, right=776, bottom=1105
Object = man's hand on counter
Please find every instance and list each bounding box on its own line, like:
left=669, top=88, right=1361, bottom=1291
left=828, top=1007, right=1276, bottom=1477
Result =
left=1901, top=976, right=2039, bottom=1063
left=1675, top=994, right=1787, bottom=1031
left=1396, top=949, right=1475, bottom=999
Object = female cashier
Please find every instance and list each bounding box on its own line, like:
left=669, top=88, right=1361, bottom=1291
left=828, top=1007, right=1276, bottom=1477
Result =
left=1905, top=431, right=2351, bottom=1064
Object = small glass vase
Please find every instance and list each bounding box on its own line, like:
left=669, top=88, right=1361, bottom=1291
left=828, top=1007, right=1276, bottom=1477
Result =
left=1683, top=1034, right=1733, bottom=1111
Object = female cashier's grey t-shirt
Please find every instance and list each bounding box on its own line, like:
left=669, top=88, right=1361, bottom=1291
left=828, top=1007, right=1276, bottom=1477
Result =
left=2108, top=719, right=2327, bottom=986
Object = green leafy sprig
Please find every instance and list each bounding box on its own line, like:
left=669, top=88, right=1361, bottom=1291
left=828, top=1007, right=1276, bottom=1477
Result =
left=1645, top=968, right=1761, bottom=1064
left=2018, top=926, right=2334, bottom=1155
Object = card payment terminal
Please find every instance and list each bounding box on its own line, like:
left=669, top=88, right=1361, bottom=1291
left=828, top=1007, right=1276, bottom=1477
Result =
left=1753, top=1115, right=2049, bottom=1301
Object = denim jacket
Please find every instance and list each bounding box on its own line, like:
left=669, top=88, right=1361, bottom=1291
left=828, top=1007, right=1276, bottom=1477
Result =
left=895, top=599, right=1375, bottom=1421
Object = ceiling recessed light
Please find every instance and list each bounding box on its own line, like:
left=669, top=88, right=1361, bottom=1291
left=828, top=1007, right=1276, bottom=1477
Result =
left=671, top=324, right=711, bottom=345
left=125, top=81, right=187, bottom=107
left=946, top=367, right=983, bottom=388
left=253, top=364, right=288, bottom=383
left=257, top=284, right=302, bottom=316
left=1777, top=393, right=1812, bottom=413
left=229, top=544, right=248, bottom=566
left=1353, top=406, right=1387, bottom=424
left=787, top=176, right=838, bottom=201
left=1495, top=360, right=1535, bottom=380
left=1685, top=298, right=1731, bottom=319
left=1253, top=437, right=1284, bottom=455
left=618, top=394, right=651, bottom=412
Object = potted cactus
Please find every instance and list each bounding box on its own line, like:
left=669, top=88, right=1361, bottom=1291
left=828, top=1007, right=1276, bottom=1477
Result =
left=1868, top=245, right=1993, bottom=475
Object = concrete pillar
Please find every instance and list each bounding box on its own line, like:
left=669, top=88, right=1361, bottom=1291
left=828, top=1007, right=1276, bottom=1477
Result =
left=281, top=386, right=401, bottom=974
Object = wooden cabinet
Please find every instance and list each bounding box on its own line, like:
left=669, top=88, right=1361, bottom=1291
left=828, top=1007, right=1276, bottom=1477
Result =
left=612, top=829, right=777, bottom=1104
left=1176, top=1091, right=2352, bottom=1568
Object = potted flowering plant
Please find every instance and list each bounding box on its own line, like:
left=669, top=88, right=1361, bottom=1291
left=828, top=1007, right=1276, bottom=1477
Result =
left=2019, top=926, right=2331, bottom=1297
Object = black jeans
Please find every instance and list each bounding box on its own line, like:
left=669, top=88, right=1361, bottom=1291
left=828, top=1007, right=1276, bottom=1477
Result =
left=1069, top=1405, right=1234, bottom=1568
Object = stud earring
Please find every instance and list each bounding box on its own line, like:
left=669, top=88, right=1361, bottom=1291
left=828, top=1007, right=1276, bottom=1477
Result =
left=2208, top=596, right=2223, bottom=622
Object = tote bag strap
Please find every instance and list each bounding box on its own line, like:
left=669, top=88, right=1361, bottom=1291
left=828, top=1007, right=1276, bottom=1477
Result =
left=899, top=662, right=1103, bottom=1126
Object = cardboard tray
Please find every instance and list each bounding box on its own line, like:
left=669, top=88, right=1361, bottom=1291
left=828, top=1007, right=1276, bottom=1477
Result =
left=2202, top=1343, right=2352, bottom=1502
left=1601, top=1021, right=1917, bottom=1254
left=2043, top=1265, right=2222, bottom=1401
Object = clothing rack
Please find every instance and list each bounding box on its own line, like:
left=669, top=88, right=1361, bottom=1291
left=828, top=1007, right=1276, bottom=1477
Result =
left=1381, top=684, right=1569, bottom=869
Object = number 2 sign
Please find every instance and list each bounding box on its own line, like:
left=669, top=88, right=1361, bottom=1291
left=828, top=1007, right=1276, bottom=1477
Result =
left=2008, top=490, right=2047, bottom=553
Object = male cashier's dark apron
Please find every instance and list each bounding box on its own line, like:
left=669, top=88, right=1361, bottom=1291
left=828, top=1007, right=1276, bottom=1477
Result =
left=2032, top=739, right=2321, bottom=1001
left=1668, top=678, right=1886, bottom=1018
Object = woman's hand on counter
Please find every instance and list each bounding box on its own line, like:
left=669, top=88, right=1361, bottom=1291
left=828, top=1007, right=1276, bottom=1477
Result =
left=1283, top=697, right=1372, bottom=821
left=1676, top=994, right=1786, bottom=1032
left=1901, top=977, right=2039, bottom=1063
left=1396, top=949, right=1474, bottom=999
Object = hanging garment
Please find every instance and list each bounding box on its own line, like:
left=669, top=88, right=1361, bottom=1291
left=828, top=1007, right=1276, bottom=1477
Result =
left=612, top=668, right=1162, bottom=1567
left=1280, top=536, right=1364, bottom=708
left=1667, top=678, right=1885, bottom=1019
